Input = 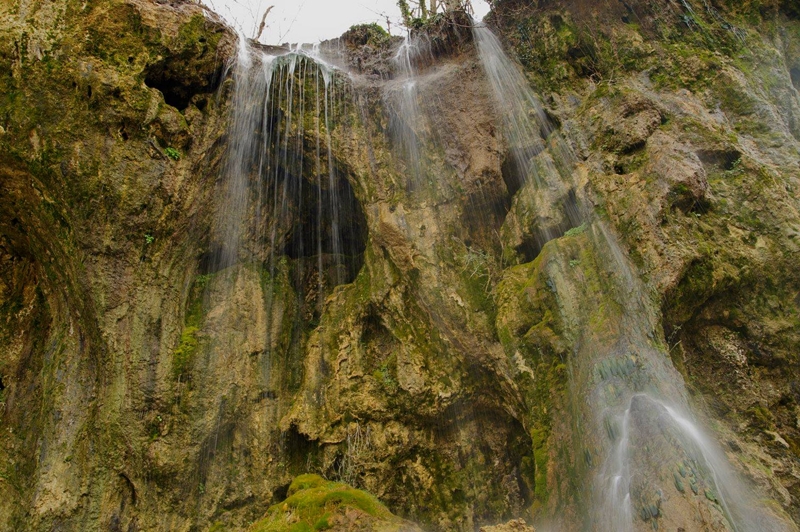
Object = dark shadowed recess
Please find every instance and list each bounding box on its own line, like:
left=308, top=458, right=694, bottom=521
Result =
left=501, top=145, right=545, bottom=197
left=281, top=171, right=368, bottom=283
left=462, top=185, right=511, bottom=254
left=697, top=148, right=742, bottom=171
left=791, top=67, right=800, bottom=92
left=144, top=54, right=226, bottom=111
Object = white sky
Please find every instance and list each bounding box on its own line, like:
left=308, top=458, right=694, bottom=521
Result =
left=202, top=0, right=492, bottom=45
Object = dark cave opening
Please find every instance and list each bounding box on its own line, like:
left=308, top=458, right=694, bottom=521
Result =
left=281, top=171, right=368, bottom=285
left=697, top=148, right=742, bottom=171
left=271, top=166, right=368, bottom=325
left=144, top=61, right=224, bottom=112
left=461, top=186, right=511, bottom=256
left=283, top=425, right=319, bottom=476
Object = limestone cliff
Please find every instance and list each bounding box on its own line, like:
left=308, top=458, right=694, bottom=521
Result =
left=0, top=0, right=798, bottom=530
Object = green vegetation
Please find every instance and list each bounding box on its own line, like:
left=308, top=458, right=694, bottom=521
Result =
left=564, top=223, right=587, bottom=237
left=372, top=361, right=398, bottom=392
left=171, top=274, right=212, bottom=381
left=396, top=0, right=468, bottom=29
left=164, top=147, right=181, bottom=160
left=344, top=23, right=391, bottom=47
left=248, top=474, right=395, bottom=532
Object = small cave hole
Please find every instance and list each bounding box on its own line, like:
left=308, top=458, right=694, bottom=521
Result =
left=127, top=56, right=135, bottom=64
left=144, top=61, right=223, bottom=112
left=0, top=375, right=5, bottom=391
left=87, top=85, right=92, bottom=99
left=361, top=307, right=399, bottom=371
left=516, top=234, right=549, bottom=264
left=697, top=149, right=742, bottom=171
left=283, top=425, right=318, bottom=474
left=272, top=482, right=291, bottom=503
left=119, top=473, right=137, bottom=506
left=146, top=79, right=190, bottom=110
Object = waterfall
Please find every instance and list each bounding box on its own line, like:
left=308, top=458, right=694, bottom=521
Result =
left=473, top=24, right=583, bottom=257
left=387, top=33, right=430, bottom=188
left=473, top=23, right=790, bottom=532
left=214, top=34, right=276, bottom=271
left=212, top=38, right=366, bottom=383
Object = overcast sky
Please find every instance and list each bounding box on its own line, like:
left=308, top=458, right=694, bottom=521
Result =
left=201, top=0, right=491, bottom=45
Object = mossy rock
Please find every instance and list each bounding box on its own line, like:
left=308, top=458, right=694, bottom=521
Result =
left=248, top=475, right=421, bottom=532
left=342, top=23, right=391, bottom=48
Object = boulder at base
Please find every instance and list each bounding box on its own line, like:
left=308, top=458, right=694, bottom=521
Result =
left=248, top=474, right=423, bottom=532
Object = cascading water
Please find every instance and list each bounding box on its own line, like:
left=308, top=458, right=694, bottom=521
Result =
left=213, top=36, right=366, bottom=386
left=213, top=33, right=275, bottom=271
left=473, top=22, right=790, bottom=532
left=387, top=33, right=429, bottom=187
left=472, top=24, right=583, bottom=258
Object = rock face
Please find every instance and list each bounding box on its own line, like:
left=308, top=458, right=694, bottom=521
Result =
left=0, top=0, right=799, bottom=531
left=479, top=520, right=535, bottom=532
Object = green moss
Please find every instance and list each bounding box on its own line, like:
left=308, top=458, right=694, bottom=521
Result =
left=164, top=147, right=181, bottom=160
left=715, top=83, right=758, bottom=116
left=747, top=404, right=775, bottom=429
left=289, top=474, right=329, bottom=494
left=530, top=428, right=549, bottom=503
left=372, top=360, right=398, bottom=392
left=665, top=258, right=716, bottom=326
left=564, top=223, right=587, bottom=238
left=172, top=325, right=199, bottom=380
left=171, top=274, right=211, bottom=380
left=248, top=475, right=396, bottom=532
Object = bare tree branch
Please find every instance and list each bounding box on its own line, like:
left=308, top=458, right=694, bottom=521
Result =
left=254, top=5, right=274, bottom=42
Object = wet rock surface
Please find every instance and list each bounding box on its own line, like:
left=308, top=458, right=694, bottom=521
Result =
left=0, top=0, right=799, bottom=531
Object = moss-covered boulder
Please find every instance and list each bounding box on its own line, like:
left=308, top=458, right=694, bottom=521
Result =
left=248, top=475, right=422, bottom=532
